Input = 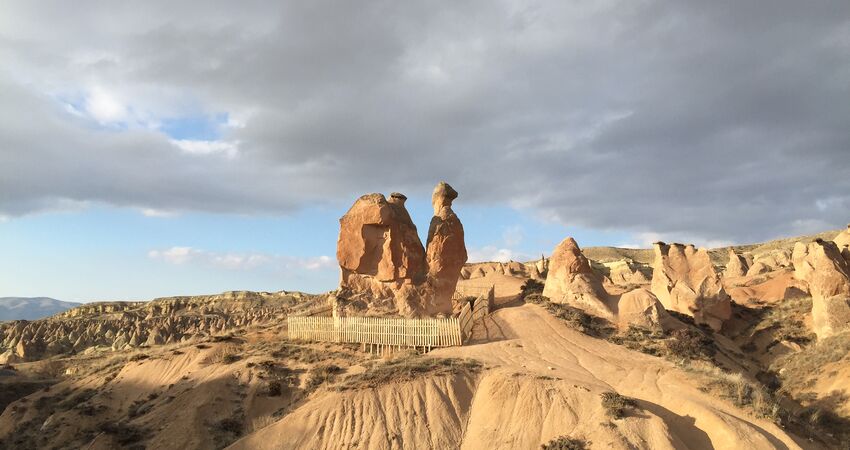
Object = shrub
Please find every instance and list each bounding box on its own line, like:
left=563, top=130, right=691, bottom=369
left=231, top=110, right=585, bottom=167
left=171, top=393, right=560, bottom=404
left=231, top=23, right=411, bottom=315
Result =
left=221, top=353, right=241, bottom=364
left=129, top=354, right=149, bottom=362
left=520, top=279, right=545, bottom=299
left=215, top=417, right=243, bottom=435
left=541, top=436, right=588, bottom=450
left=600, top=391, right=638, bottom=419
left=526, top=295, right=615, bottom=338
left=306, top=364, right=343, bottom=389
left=97, top=421, right=146, bottom=445
left=336, top=356, right=481, bottom=391
left=664, top=328, right=716, bottom=362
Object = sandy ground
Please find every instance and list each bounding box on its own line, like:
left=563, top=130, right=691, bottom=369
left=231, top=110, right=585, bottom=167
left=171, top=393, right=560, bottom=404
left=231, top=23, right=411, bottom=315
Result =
left=230, top=303, right=814, bottom=450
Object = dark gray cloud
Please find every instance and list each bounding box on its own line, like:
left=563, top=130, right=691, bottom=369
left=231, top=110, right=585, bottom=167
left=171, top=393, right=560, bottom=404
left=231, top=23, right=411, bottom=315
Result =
left=1, top=0, right=848, bottom=243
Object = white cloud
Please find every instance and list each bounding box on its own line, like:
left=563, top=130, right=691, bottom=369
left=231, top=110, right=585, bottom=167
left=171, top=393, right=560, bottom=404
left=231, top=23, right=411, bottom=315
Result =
left=85, top=86, right=128, bottom=124
left=141, top=208, right=177, bottom=218
left=147, top=246, right=197, bottom=264
left=148, top=246, right=334, bottom=271
left=171, top=139, right=239, bottom=158
left=616, top=231, right=734, bottom=250
left=468, top=246, right=515, bottom=263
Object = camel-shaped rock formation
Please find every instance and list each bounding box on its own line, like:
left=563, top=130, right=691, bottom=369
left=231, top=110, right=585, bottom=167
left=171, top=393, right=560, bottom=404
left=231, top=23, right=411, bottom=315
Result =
left=336, top=182, right=467, bottom=317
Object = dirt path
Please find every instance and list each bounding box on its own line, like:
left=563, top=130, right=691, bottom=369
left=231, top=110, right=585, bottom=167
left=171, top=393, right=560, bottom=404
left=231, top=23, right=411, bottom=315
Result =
left=433, top=303, right=813, bottom=449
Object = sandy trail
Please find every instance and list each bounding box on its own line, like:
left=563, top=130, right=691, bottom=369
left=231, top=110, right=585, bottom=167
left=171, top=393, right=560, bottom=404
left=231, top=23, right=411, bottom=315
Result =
left=434, top=303, right=809, bottom=450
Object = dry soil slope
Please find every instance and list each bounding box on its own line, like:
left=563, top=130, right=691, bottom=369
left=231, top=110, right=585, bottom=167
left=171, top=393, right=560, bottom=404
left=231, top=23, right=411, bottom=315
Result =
left=230, top=304, right=810, bottom=450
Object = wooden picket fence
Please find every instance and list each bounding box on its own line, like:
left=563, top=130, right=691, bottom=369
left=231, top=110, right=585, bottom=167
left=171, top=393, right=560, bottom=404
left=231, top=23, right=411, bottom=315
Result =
left=287, top=316, right=462, bottom=351
left=287, top=284, right=494, bottom=352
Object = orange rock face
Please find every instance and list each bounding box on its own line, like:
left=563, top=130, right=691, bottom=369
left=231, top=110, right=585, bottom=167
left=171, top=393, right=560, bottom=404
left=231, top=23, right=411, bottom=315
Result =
left=337, top=193, right=429, bottom=316
left=650, top=242, right=731, bottom=331
left=426, top=182, right=468, bottom=315
left=542, top=237, right=612, bottom=319
left=792, top=239, right=850, bottom=339
left=336, top=183, right=468, bottom=317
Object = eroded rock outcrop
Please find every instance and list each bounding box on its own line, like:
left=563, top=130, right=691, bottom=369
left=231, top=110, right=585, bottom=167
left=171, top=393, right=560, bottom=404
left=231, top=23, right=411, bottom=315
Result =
left=0, top=291, right=299, bottom=361
left=426, top=182, right=468, bottom=315
left=724, top=249, right=750, bottom=278
left=792, top=239, right=850, bottom=339
left=337, top=193, right=430, bottom=316
left=603, top=260, right=650, bottom=286
left=650, top=242, right=731, bottom=331
left=542, top=238, right=613, bottom=319
left=337, top=182, right=467, bottom=317
left=617, top=288, right=677, bottom=330
left=834, top=224, right=850, bottom=257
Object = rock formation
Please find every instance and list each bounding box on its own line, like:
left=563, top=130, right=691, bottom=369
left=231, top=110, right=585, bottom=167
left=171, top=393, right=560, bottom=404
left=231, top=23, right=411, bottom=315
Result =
left=0, top=291, right=298, bottom=361
left=617, top=288, right=676, bottom=330
left=425, top=182, right=468, bottom=315
left=603, top=260, right=650, bottom=286
left=724, top=249, right=750, bottom=278
left=542, top=238, right=613, bottom=319
left=337, top=193, right=430, bottom=316
left=336, top=182, right=467, bottom=317
left=834, top=223, right=850, bottom=255
left=791, top=239, right=850, bottom=339
left=650, top=242, right=731, bottom=331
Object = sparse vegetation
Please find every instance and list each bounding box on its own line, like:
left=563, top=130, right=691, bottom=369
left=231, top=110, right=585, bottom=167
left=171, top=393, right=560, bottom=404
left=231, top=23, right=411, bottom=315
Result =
left=520, top=279, right=545, bottom=299
left=336, top=356, right=482, bottom=391
left=525, top=295, right=615, bottom=338
left=221, top=353, right=241, bottom=364
left=600, top=391, right=638, bottom=419
left=541, top=435, right=588, bottom=450
left=306, top=364, right=343, bottom=389
left=97, top=421, right=147, bottom=445
left=664, top=328, right=717, bottom=362
left=129, top=353, right=149, bottom=362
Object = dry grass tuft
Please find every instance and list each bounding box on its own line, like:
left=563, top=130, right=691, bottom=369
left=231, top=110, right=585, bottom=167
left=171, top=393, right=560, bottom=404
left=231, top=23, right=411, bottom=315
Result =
left=599, top=391, right=638, bottom=419
left=336, top=355, right=482, bottom=391
left=540, top=435, right=588, bottom=450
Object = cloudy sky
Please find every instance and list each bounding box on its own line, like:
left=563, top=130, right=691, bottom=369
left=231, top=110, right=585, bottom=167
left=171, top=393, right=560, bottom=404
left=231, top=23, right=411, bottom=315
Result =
left=1, top=0, right=848, bottom=302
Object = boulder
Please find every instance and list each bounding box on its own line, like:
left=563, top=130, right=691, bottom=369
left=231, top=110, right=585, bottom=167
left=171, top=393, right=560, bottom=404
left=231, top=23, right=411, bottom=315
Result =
left=724, top=249, right=750, bottom=278
left=650, top=242, right=731, bottom=331
left=542, top=238, right=613, bottom=319
left=791, top=239, right=850, bottom=339
left=426, top=182, right=468, bottom=315
left=617, top=288, right=677, bottom=330
left=746, top=261, right=771, bottom=276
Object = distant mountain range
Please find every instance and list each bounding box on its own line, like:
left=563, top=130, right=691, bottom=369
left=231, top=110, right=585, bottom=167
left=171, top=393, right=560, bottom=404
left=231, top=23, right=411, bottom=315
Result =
left=0, top=297, right=81, bottom=321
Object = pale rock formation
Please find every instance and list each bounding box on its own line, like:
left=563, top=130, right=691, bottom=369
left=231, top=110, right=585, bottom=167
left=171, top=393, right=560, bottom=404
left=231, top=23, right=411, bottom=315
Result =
left=604, top=260, right=650, bottom=286
left=751, top=250, right=792, bottom=272
left=791, top=239, right=850, bottom=339
left=337, top=193, right=429, bottom=316
left=542, top=238, right=613, bottom=319
left=834, top=224, right=850, bottom=250
left=0, top=291, right=293, bottom=361
left=746, top=261, right=771, bottom=276
left=724, top=249, right=750, bottom=278
left=650, top=242, right=731, bottom=331
left=617, top=288, right=676, bottom=330
left=426, top=182, right=468, bottom=315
